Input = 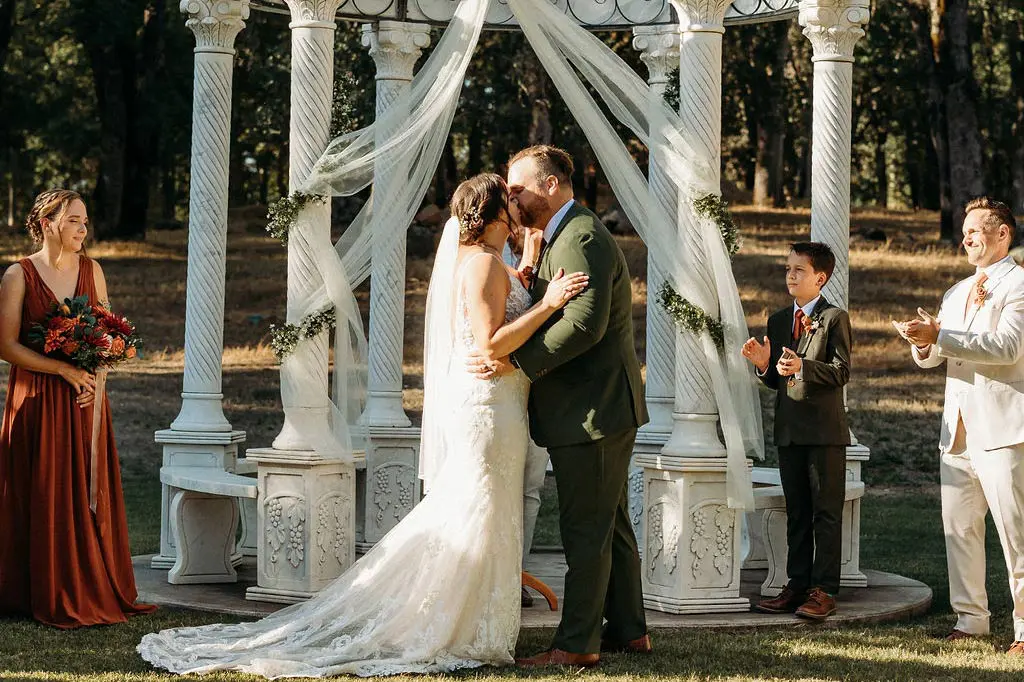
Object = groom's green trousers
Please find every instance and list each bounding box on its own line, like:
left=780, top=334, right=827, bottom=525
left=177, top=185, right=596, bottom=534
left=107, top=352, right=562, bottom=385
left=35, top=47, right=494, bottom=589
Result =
left=548, top=428, right=646, bottom=654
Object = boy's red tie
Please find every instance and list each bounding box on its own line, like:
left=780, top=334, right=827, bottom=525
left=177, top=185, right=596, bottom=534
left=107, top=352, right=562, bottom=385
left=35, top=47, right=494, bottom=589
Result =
left=793, top=309, right=805, bottom=341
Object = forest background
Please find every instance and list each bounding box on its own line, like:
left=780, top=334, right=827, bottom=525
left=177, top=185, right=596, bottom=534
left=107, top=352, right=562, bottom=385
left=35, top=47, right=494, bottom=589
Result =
left=1, top=0, right=1022, bottom=245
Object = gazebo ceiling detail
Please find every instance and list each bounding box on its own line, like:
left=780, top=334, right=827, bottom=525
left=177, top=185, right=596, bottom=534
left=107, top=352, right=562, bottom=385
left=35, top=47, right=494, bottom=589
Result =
left=250, top=0, right=798, bottom=29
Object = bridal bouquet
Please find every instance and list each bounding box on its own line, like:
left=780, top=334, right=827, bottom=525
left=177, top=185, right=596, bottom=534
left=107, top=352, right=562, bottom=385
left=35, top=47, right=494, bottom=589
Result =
left=28, top=294, right=142, bottom=372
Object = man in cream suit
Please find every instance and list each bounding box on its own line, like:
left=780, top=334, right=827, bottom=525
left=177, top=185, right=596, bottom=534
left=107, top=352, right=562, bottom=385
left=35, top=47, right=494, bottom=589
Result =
left=899, top=197, right=1024, bottom=655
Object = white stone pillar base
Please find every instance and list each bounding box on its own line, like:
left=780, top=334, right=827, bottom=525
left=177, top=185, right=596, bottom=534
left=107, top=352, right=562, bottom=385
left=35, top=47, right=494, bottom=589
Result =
left=244, top=447, right=356, bottom=604
left=637, top=455, right=748, bottom=614
left=355, top=425, right=421, bottom=552
left=150, top=428, right=246, bottom=570
left=843, top=442, right=870, bottom=587
left=661, top=413, right=727, bottom=458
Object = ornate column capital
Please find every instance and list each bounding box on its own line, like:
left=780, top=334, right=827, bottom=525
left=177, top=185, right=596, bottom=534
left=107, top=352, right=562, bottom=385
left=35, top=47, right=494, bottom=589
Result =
left=285, top=0, right=343, bottom=28
left=632, top=25, right=680, bottom=89
left=361, top=21, right=432, bottom=82
left=669, top=0, right=731, bottom=33
left=799, top=0, right=871, bottom=63
left=180, top=0, right=249, bottom=54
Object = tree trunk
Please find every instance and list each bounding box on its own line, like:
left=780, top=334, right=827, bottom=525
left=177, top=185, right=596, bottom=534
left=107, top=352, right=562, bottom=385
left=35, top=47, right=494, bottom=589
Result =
left=161, top=159, right=177, bottom=222
left=85, top=44, right=130, bottom=240
left=519, top=51, right=551, bottom=146
left=5, top=144, right=14, bottom=229
left=120, top=1, right=166, bottom=239
left=752, top=22, right=790, bottom=207
left=0, top=0, right=14, bottom=85
left=467, top=119, right=483, bottom=176
left=875, top=136, right=888, bottom=207
left=941, top=0, right=986, bottom=234
left=911, top=1, right=954, bottom=240
left=1010, top=13, right=1024, bottom=214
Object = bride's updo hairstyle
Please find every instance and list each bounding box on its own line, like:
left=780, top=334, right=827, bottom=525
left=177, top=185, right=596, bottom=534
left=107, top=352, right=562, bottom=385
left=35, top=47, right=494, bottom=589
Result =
left=450, top=173, right=508, bottom=245
left=26, top=189, right=83, bottom=244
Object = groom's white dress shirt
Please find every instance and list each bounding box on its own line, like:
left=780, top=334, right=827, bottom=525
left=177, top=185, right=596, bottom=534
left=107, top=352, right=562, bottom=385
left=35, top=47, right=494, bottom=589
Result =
left=544, top=199, right=575, bottom=243
left=912, top=253, right=1024, bottom=640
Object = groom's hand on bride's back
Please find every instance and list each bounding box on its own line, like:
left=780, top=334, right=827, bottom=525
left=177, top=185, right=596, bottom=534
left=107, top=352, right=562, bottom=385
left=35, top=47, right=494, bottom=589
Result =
left=466, top=348, right=516, bottom=380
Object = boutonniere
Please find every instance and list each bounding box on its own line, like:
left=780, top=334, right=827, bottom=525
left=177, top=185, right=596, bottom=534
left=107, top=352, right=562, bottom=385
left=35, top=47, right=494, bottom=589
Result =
left=801, top=314, right=823, bottom=335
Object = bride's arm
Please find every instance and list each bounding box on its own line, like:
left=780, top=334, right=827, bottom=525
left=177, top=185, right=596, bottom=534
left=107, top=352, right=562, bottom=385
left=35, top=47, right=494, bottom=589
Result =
left=466, top=255, right=588, bottom=360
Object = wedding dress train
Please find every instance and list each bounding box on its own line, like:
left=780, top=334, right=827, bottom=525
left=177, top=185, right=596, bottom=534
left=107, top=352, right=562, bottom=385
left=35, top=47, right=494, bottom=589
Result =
left=138, top=269, right=532, bottom=678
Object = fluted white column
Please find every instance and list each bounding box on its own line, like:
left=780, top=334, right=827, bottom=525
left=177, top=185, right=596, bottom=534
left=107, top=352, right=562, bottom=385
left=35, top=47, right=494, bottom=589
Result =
left=636, top=2, right=748, bottom=615
left=799, top=0, right=870, bottom=309
left=171, top=0, right=249, bottom=433
left=799, top=2, right=872, bottom=590
left=152, top=0, right=249, bottom=572
left=272, top=0, right=343, bottom=451
left=661, top=0, right=730, bottom=459
left=359, top=21, right=430, bottom=428
left=633, top=24, right=679, bottom=439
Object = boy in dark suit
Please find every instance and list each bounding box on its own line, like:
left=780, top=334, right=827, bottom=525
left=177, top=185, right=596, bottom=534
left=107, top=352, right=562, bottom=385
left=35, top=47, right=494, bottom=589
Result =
left=741, top=242, right=852, bottom=620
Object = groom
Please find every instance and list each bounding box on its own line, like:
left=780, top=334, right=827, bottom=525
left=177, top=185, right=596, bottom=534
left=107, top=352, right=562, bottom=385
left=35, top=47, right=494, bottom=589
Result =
left=473, top=145, right=649, bottom=666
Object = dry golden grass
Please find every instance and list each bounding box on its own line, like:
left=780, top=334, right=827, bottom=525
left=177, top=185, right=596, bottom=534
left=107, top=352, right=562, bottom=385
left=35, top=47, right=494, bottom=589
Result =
left=0, top=204, right=969, bottom=486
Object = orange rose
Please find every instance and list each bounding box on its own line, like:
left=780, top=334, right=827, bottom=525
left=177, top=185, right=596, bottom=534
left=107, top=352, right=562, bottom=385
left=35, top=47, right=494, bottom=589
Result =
left=109, top=336, right=126, bottom=357
left=125, top=346, right=137, bottom=359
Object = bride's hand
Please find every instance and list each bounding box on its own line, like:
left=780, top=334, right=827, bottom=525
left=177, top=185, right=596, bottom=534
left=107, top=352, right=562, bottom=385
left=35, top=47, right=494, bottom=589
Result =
left=542, top=268, right=589, bottom=310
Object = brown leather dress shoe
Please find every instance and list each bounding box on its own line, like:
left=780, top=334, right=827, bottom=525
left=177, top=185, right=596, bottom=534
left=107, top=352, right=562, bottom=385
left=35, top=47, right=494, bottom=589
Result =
left=795, top=587, right=836, bottom=621
left=516, top=649, right=600, bottom=667
left=753, top=585, right=806, bottom=614
left=944, top=629, right=976, bottom=642
left=600, top=634, right=652, bottom=654
left=521, top=586, right=534, bottom=608
left=1007, top=640, right=1024, bottom=655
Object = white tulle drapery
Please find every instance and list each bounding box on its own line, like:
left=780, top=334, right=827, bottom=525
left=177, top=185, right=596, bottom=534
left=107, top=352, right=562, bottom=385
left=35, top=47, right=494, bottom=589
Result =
left=285, top=0, right=761, bottom=509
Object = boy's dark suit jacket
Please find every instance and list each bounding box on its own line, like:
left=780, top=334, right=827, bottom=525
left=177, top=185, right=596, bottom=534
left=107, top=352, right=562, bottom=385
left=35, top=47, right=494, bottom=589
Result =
left=759, top=296, right=852, bottom=446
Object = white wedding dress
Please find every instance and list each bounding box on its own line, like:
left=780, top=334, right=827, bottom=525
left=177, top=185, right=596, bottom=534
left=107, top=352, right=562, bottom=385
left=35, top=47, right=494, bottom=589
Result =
left=138, top=263, right=532, bottom=678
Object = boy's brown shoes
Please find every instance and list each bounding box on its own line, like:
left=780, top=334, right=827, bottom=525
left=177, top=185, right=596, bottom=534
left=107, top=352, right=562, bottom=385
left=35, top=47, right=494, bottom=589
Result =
left=600, top=634, right=652, bottom=654
left=516, top=649, right=600, bottom=667
left=943, top=629, right=975, bottom=642
left=753, top=585, right=806, bottom=614
left=795, top=588, right=836, bottom=620
left=1007, top=641, right=1024, bottom=655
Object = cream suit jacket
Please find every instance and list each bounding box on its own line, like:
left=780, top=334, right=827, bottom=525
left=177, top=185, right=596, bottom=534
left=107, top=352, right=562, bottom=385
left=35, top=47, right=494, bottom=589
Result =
left=913, top=256, right=1024, bottom=453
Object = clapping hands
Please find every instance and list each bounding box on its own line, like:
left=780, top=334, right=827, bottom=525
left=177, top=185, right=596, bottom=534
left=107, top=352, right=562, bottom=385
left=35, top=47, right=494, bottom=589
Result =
left=892, top=307, right=940, bottom=348
left=741, top=336, right=771, bottom=373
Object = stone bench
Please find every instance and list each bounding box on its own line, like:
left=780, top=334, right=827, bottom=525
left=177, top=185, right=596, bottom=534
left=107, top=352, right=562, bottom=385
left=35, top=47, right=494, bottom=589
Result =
left=747, top=474, right=867, bottom=597
left=160, top=465, right=257, bottom=585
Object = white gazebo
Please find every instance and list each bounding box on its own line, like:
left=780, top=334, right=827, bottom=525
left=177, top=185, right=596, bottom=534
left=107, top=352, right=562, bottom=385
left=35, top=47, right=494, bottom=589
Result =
left=154, top=0, right=871, bottom=613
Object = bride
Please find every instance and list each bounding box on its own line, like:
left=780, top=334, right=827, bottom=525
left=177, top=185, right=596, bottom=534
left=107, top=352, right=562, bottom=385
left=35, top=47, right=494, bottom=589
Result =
left=137, top=173, right=588, bottom=678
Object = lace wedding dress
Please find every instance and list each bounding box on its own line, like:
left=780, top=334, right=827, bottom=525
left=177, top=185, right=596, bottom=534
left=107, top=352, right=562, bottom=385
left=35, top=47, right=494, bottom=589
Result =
left=138, top=264, right=532, bottom=678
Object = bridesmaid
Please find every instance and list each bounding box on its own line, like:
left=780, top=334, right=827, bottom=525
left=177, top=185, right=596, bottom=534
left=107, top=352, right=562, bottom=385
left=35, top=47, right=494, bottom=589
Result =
left=0, top=189, right=155, bottom=628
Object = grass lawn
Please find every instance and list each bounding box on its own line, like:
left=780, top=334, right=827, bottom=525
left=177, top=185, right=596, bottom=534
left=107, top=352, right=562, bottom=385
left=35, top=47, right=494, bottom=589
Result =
left=2, top=205, right=1024, bottom=680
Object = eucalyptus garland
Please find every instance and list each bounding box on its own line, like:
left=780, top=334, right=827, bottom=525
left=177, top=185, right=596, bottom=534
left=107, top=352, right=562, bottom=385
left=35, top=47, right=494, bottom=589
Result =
left=270, top=307, right=337, bottom=360
left=266, top=192, right=328, bottom=244
left=657, top=282, right=725, bottom=349
left=694, top=193, right=740, bottom=257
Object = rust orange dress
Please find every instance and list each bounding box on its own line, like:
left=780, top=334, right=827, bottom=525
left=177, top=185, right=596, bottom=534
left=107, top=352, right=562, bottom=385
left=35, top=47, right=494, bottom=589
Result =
left=0, top=257, right=155, bottom=628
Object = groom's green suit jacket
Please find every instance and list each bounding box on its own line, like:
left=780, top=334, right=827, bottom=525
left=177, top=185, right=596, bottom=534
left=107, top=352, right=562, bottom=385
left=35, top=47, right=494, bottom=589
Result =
left=512, top=202, right=649, bottom=448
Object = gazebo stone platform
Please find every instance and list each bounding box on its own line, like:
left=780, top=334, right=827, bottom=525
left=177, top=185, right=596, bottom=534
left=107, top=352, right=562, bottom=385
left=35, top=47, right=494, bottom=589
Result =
left=134, top=553, right=932, bottom=629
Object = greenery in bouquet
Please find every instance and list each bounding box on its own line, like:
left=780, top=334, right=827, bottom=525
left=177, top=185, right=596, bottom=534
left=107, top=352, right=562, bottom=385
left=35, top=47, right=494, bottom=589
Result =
left=27, top=295, right=142, bottom=373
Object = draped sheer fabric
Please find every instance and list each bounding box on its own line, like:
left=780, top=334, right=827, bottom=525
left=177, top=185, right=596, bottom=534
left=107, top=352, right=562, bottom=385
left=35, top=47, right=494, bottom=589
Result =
left=287, top=0, right=760, bottom=507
